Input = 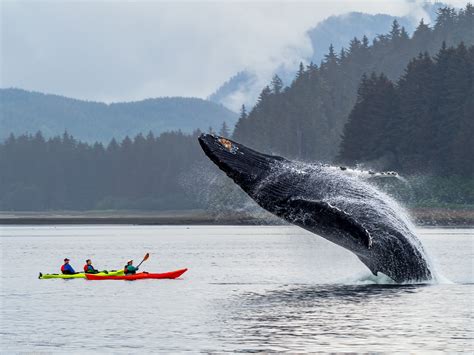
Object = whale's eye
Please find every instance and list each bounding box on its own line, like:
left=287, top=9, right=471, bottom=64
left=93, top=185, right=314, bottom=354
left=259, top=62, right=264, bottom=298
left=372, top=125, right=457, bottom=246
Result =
left=219, top=138, right=233, bottom=151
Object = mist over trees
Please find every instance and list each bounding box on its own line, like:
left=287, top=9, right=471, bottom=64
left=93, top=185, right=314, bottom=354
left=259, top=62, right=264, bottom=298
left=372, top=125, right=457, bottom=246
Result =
left=233, top=5, right=474, bottom=162
left=0, top=89, right=237, bottom=142
left=0, top=131, right=204, bottom=210
left=209, top=2, right=446, bottom=111
left=1, top=5, right=472, bottom=211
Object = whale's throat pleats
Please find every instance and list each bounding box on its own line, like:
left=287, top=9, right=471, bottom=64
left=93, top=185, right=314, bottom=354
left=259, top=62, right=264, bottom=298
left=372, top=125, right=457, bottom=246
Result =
left=276, top=198, right=373, bottom=249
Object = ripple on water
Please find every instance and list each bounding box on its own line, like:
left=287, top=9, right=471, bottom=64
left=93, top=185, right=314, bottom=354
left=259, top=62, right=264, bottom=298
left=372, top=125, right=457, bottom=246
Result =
left=0, top=225, right=472, bottom=352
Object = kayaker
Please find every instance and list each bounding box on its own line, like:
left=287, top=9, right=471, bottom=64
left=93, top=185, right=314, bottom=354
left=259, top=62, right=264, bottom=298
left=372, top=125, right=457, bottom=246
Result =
left=61, top=258, right=76, bottom=274
left=124, top=260, right=139, bottom=275
left=83, top=259, right=99, bottom=274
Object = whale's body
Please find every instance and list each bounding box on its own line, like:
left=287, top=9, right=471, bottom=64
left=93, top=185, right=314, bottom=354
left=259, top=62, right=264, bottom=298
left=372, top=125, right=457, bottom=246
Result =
left=199, top=134, right=432, bottom=283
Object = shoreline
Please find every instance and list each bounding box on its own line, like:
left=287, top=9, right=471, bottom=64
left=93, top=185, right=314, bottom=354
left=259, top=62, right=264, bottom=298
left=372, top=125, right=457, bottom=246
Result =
left=1, top=208, right=473, bottom=227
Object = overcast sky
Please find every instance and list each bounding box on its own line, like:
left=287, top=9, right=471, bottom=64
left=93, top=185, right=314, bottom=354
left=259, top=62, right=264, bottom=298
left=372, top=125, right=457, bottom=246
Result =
left=1, top=0, right=466, bottom=103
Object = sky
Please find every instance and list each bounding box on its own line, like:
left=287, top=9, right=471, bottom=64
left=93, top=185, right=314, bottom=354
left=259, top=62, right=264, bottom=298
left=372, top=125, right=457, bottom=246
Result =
left=1, top=0, right=467, bottom=103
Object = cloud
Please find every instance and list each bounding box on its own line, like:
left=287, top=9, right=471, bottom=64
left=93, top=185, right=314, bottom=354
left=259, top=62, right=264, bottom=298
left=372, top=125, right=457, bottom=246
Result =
left=0, top=0, right=463, bottom=102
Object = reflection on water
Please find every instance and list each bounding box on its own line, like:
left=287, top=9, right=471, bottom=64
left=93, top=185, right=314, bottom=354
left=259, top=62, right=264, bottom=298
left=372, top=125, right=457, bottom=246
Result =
left=1, top=226, right=473, bottom=352
left=242, top=283, right=422, bottom=305
left=219, top=283, right=471, bottom=352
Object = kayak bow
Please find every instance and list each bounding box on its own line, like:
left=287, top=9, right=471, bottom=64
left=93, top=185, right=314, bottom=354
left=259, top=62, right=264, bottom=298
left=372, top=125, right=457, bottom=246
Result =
left=39, top=269, right=125, bottom=279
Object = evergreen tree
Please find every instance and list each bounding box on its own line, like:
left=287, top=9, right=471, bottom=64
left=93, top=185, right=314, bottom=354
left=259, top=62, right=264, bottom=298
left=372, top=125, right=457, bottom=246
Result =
left=389, top=20, right=402, bottom=40
left=270, top=75, right=284, bottom=94
left=219, top=122, right=230, bottom=137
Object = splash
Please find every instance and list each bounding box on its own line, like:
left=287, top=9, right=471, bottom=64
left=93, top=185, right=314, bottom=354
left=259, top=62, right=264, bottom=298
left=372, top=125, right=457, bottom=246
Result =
left=256, top=160, right=443, bottom=283
left=340, top=270, right=452, bottom=285
left=197, top=134, right=444, bottom=283
left=339, top=271, right=397, bottom=285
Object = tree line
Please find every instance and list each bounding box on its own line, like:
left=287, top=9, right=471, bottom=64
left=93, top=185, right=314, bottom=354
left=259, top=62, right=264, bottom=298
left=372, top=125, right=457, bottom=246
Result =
left=0, top=88, right=237, bottom=143
left=339, top=42, right=473, bottom=177
left=233, top=5, right=473, bottom=162
left=1, top=5, right=472, bottom=210
left=0, top=131, right=206, bottom=210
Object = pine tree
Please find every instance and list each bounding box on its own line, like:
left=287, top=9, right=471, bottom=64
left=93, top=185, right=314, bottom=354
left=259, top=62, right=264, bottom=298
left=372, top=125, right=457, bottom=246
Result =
left=232, top=105, right=248, bottom=141
left=270, top=75, right=284, bottom=94
left=219, top=121, right=230, bottom=137
left=362, top=35, right=369, bottom=49
left=389, top=20, right=401, bottom=40
left=396, top=52, right=436, bottom=172
left=295, top=62, right=305, bottom=80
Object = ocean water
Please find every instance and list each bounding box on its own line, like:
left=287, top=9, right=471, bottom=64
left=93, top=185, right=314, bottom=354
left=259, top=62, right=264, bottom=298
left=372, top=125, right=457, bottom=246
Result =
left=0, top=225, right=473, bottom=352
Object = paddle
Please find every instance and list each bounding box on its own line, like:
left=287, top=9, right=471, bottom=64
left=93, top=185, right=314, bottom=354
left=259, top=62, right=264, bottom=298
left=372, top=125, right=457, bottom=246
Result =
left=136, top=253, right=150, bottom=269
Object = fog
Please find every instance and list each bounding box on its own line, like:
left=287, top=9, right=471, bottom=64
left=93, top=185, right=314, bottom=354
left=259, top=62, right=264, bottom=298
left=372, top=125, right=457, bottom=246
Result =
left=2, top=0, right=463, bottom=103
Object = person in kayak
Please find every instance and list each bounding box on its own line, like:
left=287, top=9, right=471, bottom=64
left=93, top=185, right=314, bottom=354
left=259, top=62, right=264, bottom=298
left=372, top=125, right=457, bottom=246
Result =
left=83, top=259, right=99, bottom=274
left=61, top=258, right=76, bottom=274
left=124, top=260, right=139, bottom=275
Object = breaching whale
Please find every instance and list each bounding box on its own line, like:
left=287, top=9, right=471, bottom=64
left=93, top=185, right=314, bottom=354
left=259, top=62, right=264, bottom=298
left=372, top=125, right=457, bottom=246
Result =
left=198, top=134, right=433, bottom=283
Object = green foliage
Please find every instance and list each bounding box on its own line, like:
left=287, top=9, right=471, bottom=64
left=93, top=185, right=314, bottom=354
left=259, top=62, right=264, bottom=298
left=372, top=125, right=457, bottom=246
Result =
left=339, top=43, right=474, bottom=177
left=0, top=131, right=205, bottom=210
left=232, top=5, right=473, bottom=162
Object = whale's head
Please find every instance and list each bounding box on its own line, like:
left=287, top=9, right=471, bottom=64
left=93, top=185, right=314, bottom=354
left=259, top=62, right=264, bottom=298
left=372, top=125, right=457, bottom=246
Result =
left=198, top=134, right=286, bottom=196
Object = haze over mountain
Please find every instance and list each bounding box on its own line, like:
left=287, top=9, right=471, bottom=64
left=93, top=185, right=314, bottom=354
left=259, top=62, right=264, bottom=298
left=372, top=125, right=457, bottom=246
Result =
left=232, top=4, right=473, bottom=162
left=4, top=1, right=462, bottom=105
left=209, top=2, right=447, bottom=111
left=0, top=89, right=237, bottom=142
left=1, top=3, right=471, bottom=212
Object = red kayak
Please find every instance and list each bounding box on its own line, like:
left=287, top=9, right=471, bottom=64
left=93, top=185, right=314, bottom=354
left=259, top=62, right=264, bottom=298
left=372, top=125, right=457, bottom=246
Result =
left=85, top=268, right=188, bottom=280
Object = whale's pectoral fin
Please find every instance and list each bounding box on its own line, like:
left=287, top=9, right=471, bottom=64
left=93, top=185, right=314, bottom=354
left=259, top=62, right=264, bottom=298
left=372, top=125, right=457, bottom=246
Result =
left=286, top=199, right=373, bottom=249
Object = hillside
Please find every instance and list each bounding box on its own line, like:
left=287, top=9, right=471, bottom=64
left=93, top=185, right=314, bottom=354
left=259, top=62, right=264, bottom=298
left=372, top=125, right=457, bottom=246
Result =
left=0, top=88, right=237, bottom=142
left=232, top=5, right=473, bottom=162
left=208, top=3, right=445, bottom=111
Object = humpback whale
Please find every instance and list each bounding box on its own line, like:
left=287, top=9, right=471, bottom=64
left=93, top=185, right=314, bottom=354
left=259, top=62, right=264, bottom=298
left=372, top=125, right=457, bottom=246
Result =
left=198, top=134, right=433, bottom=283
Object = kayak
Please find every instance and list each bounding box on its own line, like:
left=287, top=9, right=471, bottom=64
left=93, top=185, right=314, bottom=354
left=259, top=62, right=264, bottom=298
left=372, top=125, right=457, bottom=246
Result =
left=85, top=268, right=188, bottom=280
left=39, top=269, right=125, bottom=279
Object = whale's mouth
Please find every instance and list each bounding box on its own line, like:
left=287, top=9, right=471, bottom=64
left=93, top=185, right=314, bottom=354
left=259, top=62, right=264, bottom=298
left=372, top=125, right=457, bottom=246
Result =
left=198, top=134, right=286, bottom=183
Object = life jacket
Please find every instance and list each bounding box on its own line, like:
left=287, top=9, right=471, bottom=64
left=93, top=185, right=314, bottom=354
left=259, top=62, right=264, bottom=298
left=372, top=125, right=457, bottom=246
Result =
left=61, top=263, right=74, bottom=274
left=124, top=265, right=136, bottom=274
left=84, top=264, right=93, bottom=272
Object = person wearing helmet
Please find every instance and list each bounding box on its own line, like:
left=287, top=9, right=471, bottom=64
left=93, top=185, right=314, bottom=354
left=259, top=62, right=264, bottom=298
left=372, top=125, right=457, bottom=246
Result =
left=124, top=260, right=139, bottom=275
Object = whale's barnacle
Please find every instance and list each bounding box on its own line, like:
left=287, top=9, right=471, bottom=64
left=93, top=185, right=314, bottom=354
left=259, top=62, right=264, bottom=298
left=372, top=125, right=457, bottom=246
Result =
left=218, top=138, right=238, bottom=153
left=219, top=138, right=232, bottom=150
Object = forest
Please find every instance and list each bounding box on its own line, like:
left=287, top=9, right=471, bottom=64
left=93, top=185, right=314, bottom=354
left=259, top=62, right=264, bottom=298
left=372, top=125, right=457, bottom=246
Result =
left=339, top=42, right=473, bottom=177
left=233, top=5, right=473, bottom=161
left=0, top=131, right=205, bottom=210
left=1, top=5, right=473, bottom=211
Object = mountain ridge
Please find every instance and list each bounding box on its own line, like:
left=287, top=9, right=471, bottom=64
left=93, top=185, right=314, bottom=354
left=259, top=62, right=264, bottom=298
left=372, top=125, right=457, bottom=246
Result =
left=0, top=88, right=237, bottom=142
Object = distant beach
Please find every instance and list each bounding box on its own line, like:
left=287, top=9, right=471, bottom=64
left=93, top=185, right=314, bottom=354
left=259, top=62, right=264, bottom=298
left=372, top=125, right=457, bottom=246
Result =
left=1, top=208, right=472, bottom=227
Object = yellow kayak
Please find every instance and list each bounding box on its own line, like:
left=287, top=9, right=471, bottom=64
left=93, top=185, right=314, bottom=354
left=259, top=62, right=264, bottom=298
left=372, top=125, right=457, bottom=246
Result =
left=39, top=269, right=124, bottom=279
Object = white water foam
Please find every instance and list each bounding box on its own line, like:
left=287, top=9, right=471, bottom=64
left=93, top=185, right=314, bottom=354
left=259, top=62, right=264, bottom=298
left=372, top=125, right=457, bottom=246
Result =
left=265, top=160, right=445, bottom=284
left=339, top=271, right=453, bottom=285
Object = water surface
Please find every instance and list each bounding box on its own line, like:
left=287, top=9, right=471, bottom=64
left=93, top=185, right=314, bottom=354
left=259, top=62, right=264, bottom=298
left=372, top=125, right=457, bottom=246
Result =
left=1, top=225, right=473, bottom=352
